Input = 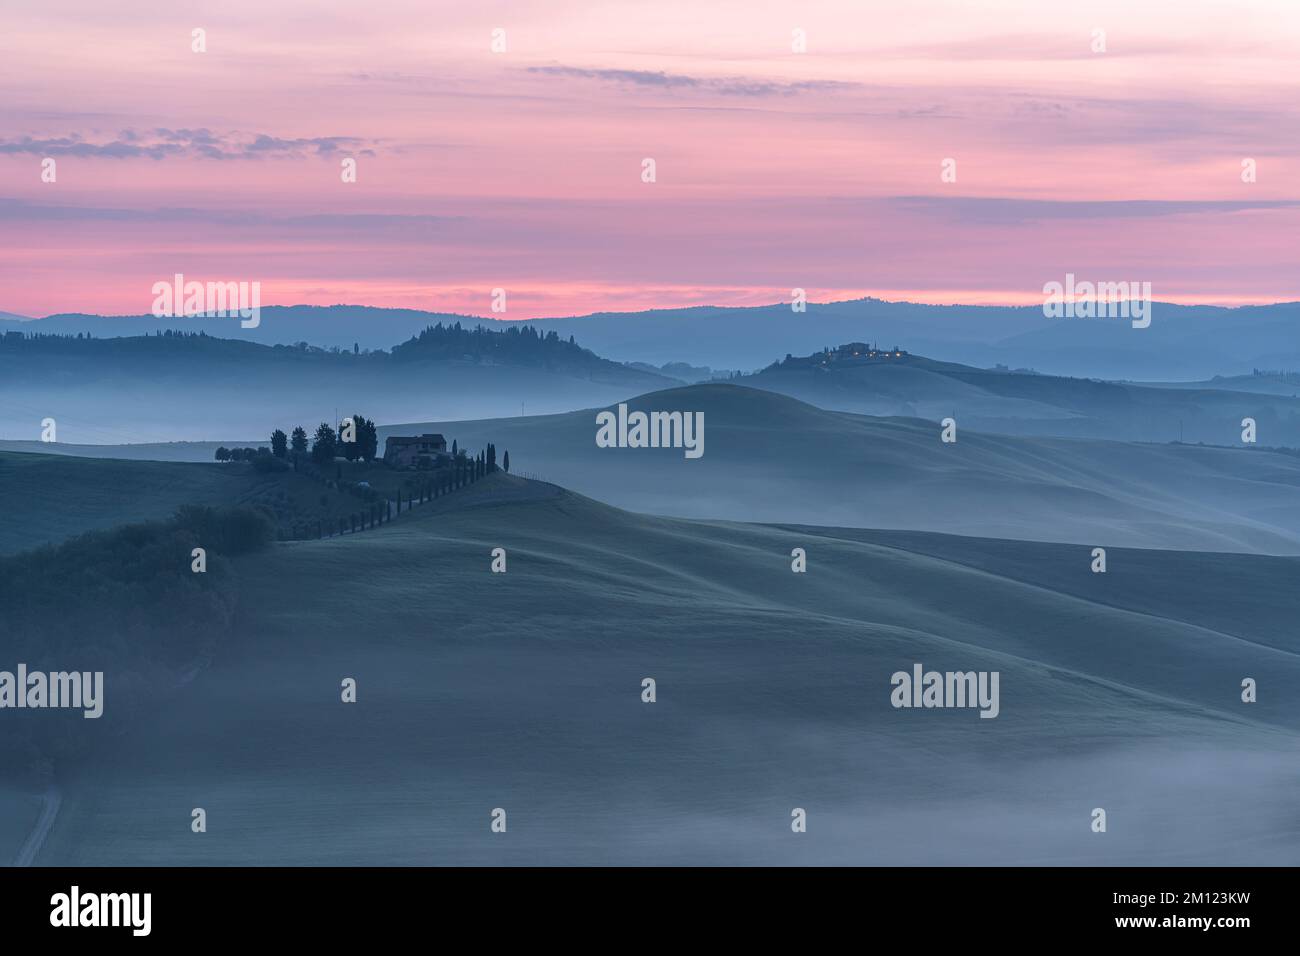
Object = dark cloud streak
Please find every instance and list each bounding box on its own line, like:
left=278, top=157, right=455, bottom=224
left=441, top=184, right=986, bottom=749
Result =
left=0, top=129, right=377, bottom=160
left=525, top=65, right=857, bottom=97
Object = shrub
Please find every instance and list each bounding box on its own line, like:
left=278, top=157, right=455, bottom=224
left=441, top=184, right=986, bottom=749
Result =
left=252, top=454, right=290, bottom=474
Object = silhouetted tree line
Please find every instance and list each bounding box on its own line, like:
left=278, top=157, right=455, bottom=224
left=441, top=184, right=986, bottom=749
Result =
left=4, top=323, right=613, bottom=377
left=0, top=329, right=240, bottom=353
left=303, top=414, right=377, bottom=464
left=0, top=330, right=345, bottom=357
left=215, top=445, right=266, bottom=461
left=2, top=330, right=99, bottom=343
left=312, top=440, right=509, bottom=542
left=211, top=410, right=511, bottom=541
left=215, top=414, right=378, bottom=466
left=389, top=321, right=590, bottom=369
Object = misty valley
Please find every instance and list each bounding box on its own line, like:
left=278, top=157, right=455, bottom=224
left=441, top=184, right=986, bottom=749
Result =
left=1, top=311, right=1297, bottom=868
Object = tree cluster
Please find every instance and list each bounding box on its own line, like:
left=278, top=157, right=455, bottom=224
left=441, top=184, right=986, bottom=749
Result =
left=215, top=414, right=378, bottom=466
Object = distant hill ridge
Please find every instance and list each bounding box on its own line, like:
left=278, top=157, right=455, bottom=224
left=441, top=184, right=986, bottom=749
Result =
left=0, top=321, right=678, bottom=443
left=742, top=341, right=1300, bottom=447
left=0, top=320, right=644, bottom=378
left=7, top=298, right=1300, bottom=378
left=388, top=381, right=1300, bottom=554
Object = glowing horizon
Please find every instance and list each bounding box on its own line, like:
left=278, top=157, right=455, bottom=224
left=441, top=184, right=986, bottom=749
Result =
left=3, top=0, right=1298, bottom=318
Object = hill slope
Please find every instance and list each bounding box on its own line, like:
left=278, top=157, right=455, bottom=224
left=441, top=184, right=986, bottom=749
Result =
left=20, top=474, right=1300, bottom=865
left=14, top=298, right=1300, bottom=379
left=390, top=384, right=1300, bottom=554
left=743, top=351, right=1300, bottom=445
left=0, top=328, right=675, bottom=443
left=0, top=452, right=275, bottom=554
left=0, top=450, right=398, bottom=554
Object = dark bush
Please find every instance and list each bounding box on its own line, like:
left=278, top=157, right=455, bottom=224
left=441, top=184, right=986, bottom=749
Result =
left=251, top=454, right=290, bottom=474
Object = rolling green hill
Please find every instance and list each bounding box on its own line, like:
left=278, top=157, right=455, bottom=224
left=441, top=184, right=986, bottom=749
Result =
left=10, top=381, right=1300, bottom=555
left=0, top=451, right=270, bottom=553
left=0, top=326, right=676, bottom=444
left=19, top=473, right=1300, bottom=865
left=742, top=350, right=1300, bottom=446
left=0, top=450, right=397, bottom=554
left=391, top=384, right=1300, bottom=554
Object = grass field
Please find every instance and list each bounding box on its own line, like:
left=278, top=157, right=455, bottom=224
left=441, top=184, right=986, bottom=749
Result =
left=14, top=382, right=1300, bottom=553
left=397, top=384, right=1300, bottom=554
left=0, top=450, right=432, bottom=554
left=0, top=787, right=42, bottom=865
left=27, top=473, right=1300, bottom=865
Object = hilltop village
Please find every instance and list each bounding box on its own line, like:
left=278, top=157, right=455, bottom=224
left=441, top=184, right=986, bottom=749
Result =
left=776, top=343, right=911, bottom=369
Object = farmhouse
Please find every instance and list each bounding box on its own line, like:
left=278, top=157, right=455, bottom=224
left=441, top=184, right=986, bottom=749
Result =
left=384, top=433, right=448, bottom=469
left=822, top=342, right=908, bottom=364
left=778, top=342, right=911, bottom=370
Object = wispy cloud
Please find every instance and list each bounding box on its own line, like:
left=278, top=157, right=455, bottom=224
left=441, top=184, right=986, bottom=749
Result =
left=0, top=198, right=458, bottom=231
left=0, top=129, right=378, bottom=160
left=525, top=65, right=857, bottom=97
left=885, top=196, right=1300, bottom=225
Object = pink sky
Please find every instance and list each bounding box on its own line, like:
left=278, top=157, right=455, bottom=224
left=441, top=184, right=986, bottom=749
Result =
left=1, top=0, right=1298, bottom=318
